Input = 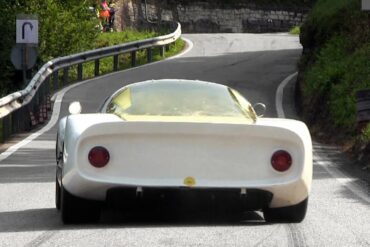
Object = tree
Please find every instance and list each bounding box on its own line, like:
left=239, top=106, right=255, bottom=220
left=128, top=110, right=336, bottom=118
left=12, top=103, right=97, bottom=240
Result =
left=0, top=2, right=18, bottom=95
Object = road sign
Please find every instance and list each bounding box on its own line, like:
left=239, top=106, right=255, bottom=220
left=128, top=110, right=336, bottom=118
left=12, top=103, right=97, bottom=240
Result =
left=10, top=45, right=38, bottom=70
left=362, top=0, right=370, bottom=10
left=16, top=15, right=38, bottom=44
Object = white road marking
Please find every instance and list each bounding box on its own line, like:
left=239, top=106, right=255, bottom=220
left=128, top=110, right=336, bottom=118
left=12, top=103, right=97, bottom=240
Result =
left=0, top=88, right=66, bottom=163
left=0, top=38, right=193, bottom=162
left=275, top=71, right=298, bottom=118
left=167, top=37, right=194, bottom=60
left=314, top=152, right=370, bottom=204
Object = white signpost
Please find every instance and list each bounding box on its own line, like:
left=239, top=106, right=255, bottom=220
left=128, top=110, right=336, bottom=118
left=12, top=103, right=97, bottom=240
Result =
left=16, top=17, right=39, bottom=44
left=12, top=15, right=39, bottom=85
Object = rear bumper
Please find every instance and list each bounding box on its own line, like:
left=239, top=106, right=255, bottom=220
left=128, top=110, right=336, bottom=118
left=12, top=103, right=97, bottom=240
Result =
left=62, top=169, right=310, bottom=209
left=106, top=187, right=273, bottom=211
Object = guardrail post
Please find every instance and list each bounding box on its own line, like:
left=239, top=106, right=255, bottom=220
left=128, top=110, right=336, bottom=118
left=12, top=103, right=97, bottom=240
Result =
left=7, top=115, right=12, bottom=139
left=38, top=83, right=44, bottom=109
left=95, top=59, right=100, bottom=76
left=29, top=98, right=36, bottom=130
left=45, top=77, right=50, bottom=95
left=0, top=118, right=4, bottom=143
left=160, top=46, right=165, bottom=57
left=113, top=55, right=119, bottom=71
left=147, top=48, right=152, bottom=63
left=131, top=51, right=137, bottom=67
left=63, top=67, right=69, bottom=86
left=12, top=110, right=19, bottom=134
left=41, top=79, right=48, bottom=105
left=25, top=106, right=31, bottom=131
left=77, top=64, right=83, bottom=81
left=2, top=116, right=7, bottom=142
left=18, top=107, right=27, bottom=132
left=2, top=115, right=11, bottom=142
left=34, top=89, right=40, bottom=121
left=10, top=111, right=16, bottom=134
left=53, top=71, right=59, bottom=92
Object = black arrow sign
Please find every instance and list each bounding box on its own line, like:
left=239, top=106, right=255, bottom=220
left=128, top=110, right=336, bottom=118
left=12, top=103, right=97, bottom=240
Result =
left=22, top=22, right=34, bottom=40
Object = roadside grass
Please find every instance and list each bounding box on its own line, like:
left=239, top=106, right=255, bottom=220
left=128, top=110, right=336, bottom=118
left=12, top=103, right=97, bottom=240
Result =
left=95, top=28, right=161, bottom=47
left=64, top=29, right=185, bottom=83
left=289, top=26, right=300, bottom=35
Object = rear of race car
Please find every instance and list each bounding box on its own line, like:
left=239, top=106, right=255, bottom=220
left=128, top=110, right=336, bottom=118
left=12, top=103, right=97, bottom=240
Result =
left=60, top=114, right=312, bottom=223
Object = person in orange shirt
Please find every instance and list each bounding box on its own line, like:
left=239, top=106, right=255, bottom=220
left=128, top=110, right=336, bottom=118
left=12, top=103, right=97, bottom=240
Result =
left=99, top=0, right=111, bottom=31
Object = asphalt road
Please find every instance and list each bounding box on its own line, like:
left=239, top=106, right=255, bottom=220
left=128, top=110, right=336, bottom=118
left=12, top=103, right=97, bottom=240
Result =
left=0, top=33, right=369, bottom=247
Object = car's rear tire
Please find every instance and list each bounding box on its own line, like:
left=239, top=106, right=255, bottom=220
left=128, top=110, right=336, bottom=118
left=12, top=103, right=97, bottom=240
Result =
left=55, top=176, right=61, bottom=210
left=61, top=185, right=101, bottom=224
left=263, top=198, right=308, bottom=223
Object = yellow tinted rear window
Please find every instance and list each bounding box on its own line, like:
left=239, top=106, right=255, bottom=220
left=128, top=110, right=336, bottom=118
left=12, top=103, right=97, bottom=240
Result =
left=106, top=80, right=256, bottom=123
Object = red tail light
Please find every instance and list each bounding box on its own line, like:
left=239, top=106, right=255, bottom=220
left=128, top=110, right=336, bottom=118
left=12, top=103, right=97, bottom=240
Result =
left=271, top=150, right=292, bottom=172
left=88, top=146, right=110, bottom=168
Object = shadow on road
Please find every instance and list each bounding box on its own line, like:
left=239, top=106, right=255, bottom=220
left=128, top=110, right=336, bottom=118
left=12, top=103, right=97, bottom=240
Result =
left=0, top=207, right=266, bottom=233
left=0, top=165, right=54, bottom=184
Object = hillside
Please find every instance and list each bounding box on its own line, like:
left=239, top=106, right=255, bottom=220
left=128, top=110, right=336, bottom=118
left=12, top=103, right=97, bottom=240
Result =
left=298, top=0, right=370, bottom=169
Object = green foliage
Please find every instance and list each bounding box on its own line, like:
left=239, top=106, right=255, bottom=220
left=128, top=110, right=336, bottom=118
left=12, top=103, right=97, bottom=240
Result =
left=300, top=0, right=367, bottom=59
left=361, top=124, right=370, bottom=144
left=304, top=36, right=370, bottom=131
left=289, top=26, right=300, bottom=35
left=64, top=31, right=185, bottom=82
left=84, top=37, right=185, bottom=80
left=0, top=0, right=187, bottom=99
left=299, top=0, right=370, bottom=138
left=95, top=29, right=160, bottom=48
left=0, top=2, right=18, bottom=95
left=0, top=0, right=99, bottom=96
left=17, top=0, right=99, bottom=61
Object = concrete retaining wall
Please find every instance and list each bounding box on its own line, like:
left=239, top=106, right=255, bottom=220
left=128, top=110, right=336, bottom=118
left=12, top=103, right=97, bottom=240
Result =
left=115, top=0, right=309, bottom=33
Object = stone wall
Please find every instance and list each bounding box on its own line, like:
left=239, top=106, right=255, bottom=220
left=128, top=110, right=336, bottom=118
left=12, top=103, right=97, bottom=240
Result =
left=116, top=0, right=309, bottom=33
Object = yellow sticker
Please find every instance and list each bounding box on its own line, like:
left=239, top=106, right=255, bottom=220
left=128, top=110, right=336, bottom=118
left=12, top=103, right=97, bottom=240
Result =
left=184, top=176, right=196, bottom=187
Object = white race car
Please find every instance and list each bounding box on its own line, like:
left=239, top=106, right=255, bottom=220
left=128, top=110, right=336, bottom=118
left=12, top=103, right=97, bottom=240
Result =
left=56, top=79, right=312, bottom=224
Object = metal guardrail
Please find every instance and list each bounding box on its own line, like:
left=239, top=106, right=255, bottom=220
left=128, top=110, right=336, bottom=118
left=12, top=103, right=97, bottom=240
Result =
left=0, top=22, right=181, bottom=142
